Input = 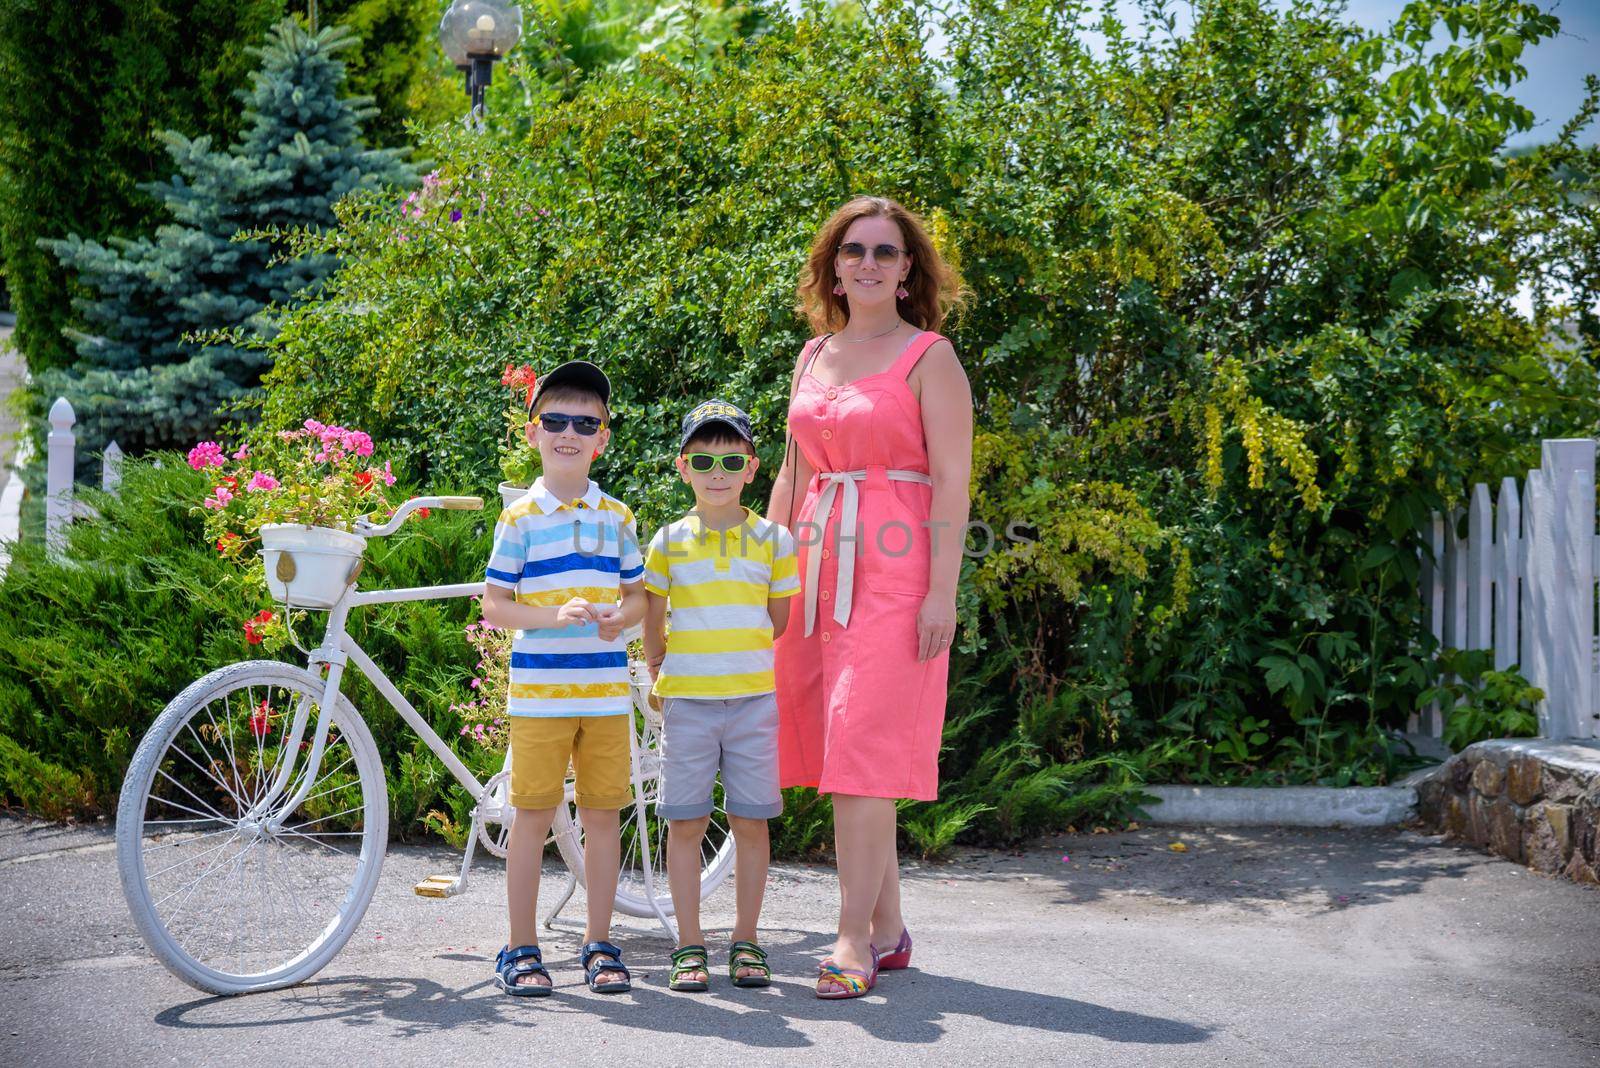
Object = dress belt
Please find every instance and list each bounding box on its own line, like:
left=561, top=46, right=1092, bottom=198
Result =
left=803, top=468, right=934, bottom=637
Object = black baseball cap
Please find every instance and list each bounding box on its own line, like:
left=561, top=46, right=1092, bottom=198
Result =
left=679, top=398, right=754, bottom=451
left=527, top=360, right=611, bottom=414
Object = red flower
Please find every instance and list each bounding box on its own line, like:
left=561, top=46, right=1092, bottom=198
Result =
left=502, top=363, right=537, bottom=407
left=353, top=470, right=374, bottom=492
left=243, top=609, right=275, bottom=645
left=250, top=699, right=272, bottom=739
left=417, top=507, right=431, bottom=518
left=220, top=475, right=239, bottom=491
left=215, top=532, right=239, bottom=554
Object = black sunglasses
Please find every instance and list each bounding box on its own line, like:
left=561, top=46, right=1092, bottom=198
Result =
left=685, top=452, right=750, bottom=473
left=837, top=242, right=906, bottom=265
left=538, top=412, right=606, bottom=436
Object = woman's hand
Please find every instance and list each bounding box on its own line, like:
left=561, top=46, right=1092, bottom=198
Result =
left=916, top=590, right=957, bottom=662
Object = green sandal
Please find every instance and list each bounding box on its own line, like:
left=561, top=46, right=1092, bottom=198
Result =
left=670, top=945, right=710, bottom=992
left=728, top=940, right=771, bottom=988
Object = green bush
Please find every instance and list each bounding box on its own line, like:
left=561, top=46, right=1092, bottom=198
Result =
left=8, top=0, right=1600, bottom=855
left=246, top=0, right=1598, bottom=804
left=0, top=457, right=488, bottom=839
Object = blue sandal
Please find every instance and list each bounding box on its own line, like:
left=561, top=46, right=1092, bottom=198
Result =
left=495, top=944, right=553, bottom=997
left=581, top=940, right=632, bottom=994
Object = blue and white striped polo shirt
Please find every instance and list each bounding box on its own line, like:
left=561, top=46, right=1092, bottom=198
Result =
left=484, top=478, right=645, bottom=717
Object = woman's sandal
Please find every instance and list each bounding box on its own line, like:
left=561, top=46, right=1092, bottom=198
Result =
left=728, top=940, right=772, bottom=988
left=669, top=945, right=710, bottom=992
left=876, top=929, right=913, bottom=971
left=494, top=944, right=554, bottom=997
left=581, top=940, right=632, bottom=994
left=814, top=947, right=878, bottom=1000
left=818, top=929, right=912, bottom=974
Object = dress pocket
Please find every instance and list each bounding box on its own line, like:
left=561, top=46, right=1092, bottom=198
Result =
left=858, top=485, right=931, bottom=597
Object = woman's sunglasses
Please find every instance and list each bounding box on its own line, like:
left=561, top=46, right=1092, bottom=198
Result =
left=538, top=413, right=606, bottom=436
left=837, top=242, right=906, bottom=266
left=684, top=452, right=750, bottom=474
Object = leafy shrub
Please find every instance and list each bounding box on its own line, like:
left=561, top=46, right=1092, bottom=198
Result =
left=0, top=457, right=486, bottom=840
left=1423, top=649, right=1543, bottom=752
left=10, top=0, right=1600, bottom=854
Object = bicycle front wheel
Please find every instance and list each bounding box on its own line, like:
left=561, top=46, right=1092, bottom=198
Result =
left=115, top=661, right=388, bottom=995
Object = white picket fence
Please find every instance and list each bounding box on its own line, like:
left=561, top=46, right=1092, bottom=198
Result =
left=44, top=396, right=122, bottom=559
left=1420, top=438, right=1600, bottom=741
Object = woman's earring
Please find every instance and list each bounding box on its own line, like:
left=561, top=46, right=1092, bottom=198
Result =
left=895, top=284, right=909, bottom=300
left=832, top=282, right=846, bottom=296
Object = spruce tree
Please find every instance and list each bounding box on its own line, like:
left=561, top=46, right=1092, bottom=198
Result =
left=40, top=18, right=417, bottom=456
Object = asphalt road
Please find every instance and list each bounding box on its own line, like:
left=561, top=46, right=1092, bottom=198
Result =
left=1, top=816, right=1596, bottom=1067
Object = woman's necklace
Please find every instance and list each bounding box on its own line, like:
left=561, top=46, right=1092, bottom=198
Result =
left=837, top=319, right=904, bottom=344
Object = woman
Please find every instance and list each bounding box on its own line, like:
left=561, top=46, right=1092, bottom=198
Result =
left=768, top=196, right=972, bottom=999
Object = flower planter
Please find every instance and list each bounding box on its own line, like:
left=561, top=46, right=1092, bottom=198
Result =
left=498, top=481, right=532, bottom=510
left=259, top=524, right=367, bottom=609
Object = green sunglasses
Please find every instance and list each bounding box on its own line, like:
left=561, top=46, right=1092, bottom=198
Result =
left=684, top=452, right=750, bottom=473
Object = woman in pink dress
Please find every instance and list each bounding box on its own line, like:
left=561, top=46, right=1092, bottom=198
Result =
left=768, top=196, right=972, bottom=999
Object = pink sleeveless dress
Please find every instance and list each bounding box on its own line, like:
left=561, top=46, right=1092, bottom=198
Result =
left=774, top=331, right=951, bottom=801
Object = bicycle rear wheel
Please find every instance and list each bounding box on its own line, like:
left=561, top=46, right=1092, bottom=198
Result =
left=116, top=661, right=388, bottom=995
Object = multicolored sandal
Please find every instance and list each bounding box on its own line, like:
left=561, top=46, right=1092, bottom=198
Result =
left=669, top=945, right=710, bottom=992
left=494, top=944, right=553, bottom=997
left=876, top=929, right=913, bottom=971
left=814, top=947, right=878, bottom=1000
left=728, top=940, right=772, bottom=988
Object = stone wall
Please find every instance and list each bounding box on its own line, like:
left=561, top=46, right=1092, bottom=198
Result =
left=1415, top=739, right=1600, bottom=884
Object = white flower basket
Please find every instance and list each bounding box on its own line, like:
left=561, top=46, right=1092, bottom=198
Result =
left=259, top=524, right=367, bottom=610
left=498, top=480, right=532, bottom=510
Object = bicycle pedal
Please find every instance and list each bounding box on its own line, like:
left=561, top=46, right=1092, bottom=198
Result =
left=413, top=874, right=459, bottom=898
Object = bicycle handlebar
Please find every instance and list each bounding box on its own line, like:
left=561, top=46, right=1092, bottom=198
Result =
left=355, top=495, right=484, bottom=537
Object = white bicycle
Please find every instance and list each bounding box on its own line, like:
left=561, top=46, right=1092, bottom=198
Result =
left=115, top=495, right=735, bottom=995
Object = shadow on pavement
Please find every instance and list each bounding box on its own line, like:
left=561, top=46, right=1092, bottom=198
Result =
left=152, top=927, right=1211, bottom=1048
left=913, top=826, right=1480, bottom=914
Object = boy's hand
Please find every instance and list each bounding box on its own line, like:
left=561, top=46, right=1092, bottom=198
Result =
left=646, top=649, right=665, bottom=680
left=595, top=604, right=625, bottom=642
left=557, top=598, right=597, bottom=628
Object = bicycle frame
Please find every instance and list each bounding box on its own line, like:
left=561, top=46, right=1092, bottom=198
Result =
left=253, top=494, right=493, bottom=824
left=256, top=579, right=489, bottom=828
left=244, top=495, right=678, bottom=934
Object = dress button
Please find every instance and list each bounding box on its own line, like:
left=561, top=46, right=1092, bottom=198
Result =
left=821, top=429, right=833, bottom=440
left=827, top=389, right=838, bottom=399
left=822, top=548, right=831, bottom=560
left=821, top=632, right=831, bottom=643
left=821, top=589, right=830, bottom=601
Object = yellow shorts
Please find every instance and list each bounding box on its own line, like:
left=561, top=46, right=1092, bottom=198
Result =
left=509, top=715, right=632, bottom=811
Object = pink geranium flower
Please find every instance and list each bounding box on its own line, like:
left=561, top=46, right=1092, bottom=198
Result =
left=187, top=441, right=226, bottom=470
left=246, top=471, right=280, bottom=492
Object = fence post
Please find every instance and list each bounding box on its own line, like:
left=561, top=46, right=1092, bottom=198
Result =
left=1523, top=466, right=1552, bottom=734
left=1467, top=483, right=1492, bottom=653
left=1540, top=439, right=1595, bottom=739
left=102, top=441, right=123, bottom=496
left=1493, top=476, right=1521, bottom=672
left=45, top=396, right=75, bottom=561
left=1416, top=513, right=1446, bottom=736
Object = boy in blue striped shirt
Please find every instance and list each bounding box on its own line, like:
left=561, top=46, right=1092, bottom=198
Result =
left=481, top=360, right=646, bottom=997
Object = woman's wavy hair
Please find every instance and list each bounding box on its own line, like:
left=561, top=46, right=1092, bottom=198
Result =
left=797, top=196, right=964, bottom=335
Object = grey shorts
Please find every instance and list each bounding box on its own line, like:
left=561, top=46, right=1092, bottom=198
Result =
left=657, top=693, right=784, bottom=820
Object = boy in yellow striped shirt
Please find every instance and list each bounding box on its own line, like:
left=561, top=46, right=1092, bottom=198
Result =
left=642, top=399, right=800, bottom=991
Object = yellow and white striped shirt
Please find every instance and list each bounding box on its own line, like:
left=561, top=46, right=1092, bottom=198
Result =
left=643, top=508, right=800, bottom=699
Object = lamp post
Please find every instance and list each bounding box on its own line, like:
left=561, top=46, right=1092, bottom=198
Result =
left=438, top=0, right=523, bottom=129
